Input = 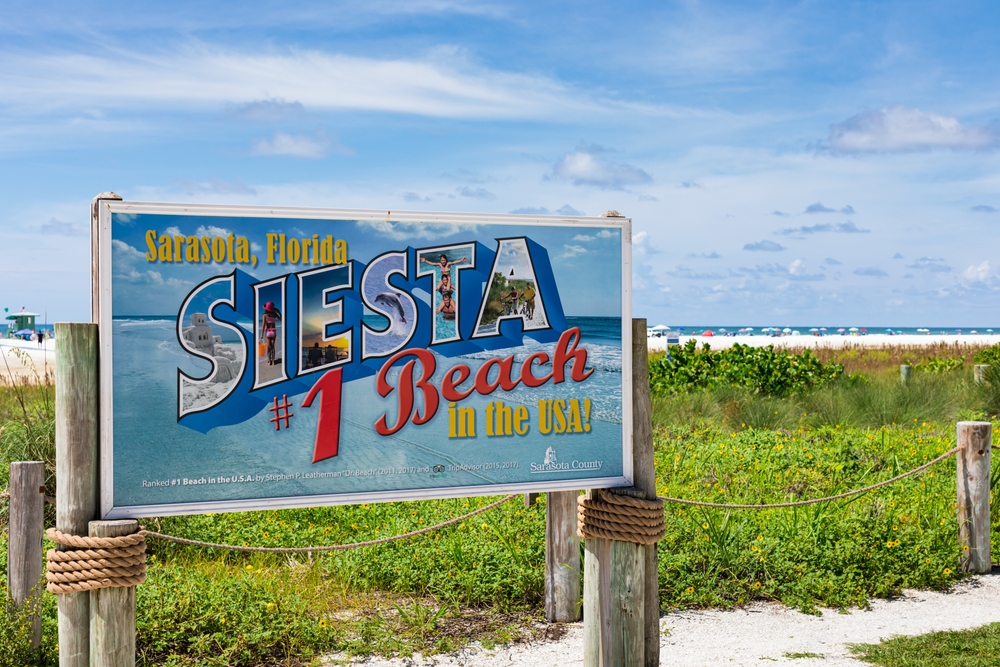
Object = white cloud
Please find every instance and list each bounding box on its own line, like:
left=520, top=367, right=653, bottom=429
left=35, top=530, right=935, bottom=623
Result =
left=744, top=240, right=785, bottom=252
left=456, top=186, right=495, bottom=200
left=250, top=130, right=350, bottom=159
left=596, top=230, right=614, bottom=238
left=355, top=219, right=478, bottom=241
left=573, top=234, right=594, bottom=241
left=195, top=225, right=231, bottom=238
left=550, top=144, right=652, bottom=190
left=0, top=45, right=599, bottom=120
left=829, top=106, right=998, bottom=152
left=963, top=261, right=991, bottom=283
left=560, top=244, right=588, bottom=258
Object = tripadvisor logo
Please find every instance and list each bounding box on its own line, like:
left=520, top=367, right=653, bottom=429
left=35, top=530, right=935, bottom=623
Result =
left=529, top=446, right=604, bottom=473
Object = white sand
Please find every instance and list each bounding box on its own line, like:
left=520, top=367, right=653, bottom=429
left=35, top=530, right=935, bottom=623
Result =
left=0, top=337, right=56, bottom=381
left=331, top=574, right=1000, bottom=666
left=648, top=333, right=1000, bottom=352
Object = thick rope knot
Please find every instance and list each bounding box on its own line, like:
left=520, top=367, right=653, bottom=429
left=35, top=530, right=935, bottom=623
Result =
left=577, top=489, right=666, bottom=544
left=45, top=528, right=147, bottom=594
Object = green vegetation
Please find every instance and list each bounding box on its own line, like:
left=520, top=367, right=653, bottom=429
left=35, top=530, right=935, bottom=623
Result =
left=851, top=622, right=1000, bottom=666
left=650, top=341, right=843, bottom=397
left=3, top=343, right=1000, bottom=664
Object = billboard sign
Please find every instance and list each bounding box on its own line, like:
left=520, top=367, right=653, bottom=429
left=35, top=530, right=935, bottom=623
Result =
left=95, top=202, right=632, bottom=518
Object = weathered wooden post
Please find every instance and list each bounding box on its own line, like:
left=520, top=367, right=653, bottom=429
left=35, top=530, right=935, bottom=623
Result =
left=974, top=364, right=989, bottom=385
left=545, top=490, right=580, bottom=622
left=89, top=520, right=140, bottom=667
left=583, top=317, right=659, bottom=667
left=55, top=322, right=101, bottom=667
left=957, top=421, right=992, bottom=573
left=631, top=317, right=659, bottom=667
left=8, top=460, right=46, bottom=647
left=900, top=364, right=911, bottom=385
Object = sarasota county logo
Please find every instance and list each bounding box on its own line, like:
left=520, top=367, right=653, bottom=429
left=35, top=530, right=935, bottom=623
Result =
left=530, top=444, right=604, bottom=474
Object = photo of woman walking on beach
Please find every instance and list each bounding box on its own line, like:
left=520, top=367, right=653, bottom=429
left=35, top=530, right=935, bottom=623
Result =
left=259, top=301, right=282, bottom=366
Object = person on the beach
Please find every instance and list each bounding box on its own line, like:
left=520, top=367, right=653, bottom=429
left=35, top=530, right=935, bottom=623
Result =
left=436, top=291, right=456, bottom=320
left=259, top=301, right=282, bottom=366
left=307, top=342, right=323, bottom=368
left=421, top=253, right=467, bottom=282
left=520, top=283, right=536, bottom=319
left=504, top=286, right=520, bottom=315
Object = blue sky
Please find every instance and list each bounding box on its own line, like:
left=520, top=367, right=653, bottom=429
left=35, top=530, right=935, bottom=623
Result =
left=2, top=1, right=999, bottom=326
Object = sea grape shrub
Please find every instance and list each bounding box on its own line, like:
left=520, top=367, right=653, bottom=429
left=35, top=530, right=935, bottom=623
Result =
left=649, top=341, right=843, bottom=397
left=916, top=357, right=964, bottom=374
left=974, top=344, right=1000, bottom=366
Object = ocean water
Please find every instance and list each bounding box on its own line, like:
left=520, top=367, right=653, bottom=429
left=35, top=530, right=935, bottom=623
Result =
left=110, top=316, right=625, bottom=509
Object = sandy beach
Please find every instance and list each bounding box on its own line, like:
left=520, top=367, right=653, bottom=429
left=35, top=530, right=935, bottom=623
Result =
left=0, top=337, right=56, bottom=382
left=647, top=333, right=1000, bottom=353
left=335, top=574, right=1000, bottom=666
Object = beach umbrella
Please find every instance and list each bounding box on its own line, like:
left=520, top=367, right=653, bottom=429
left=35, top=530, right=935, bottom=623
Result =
left=718, top=328, right=727, bottom=333
left=791, top=330, right=801, bottom=336
left=702, top=330, right=714, bottom=337
left=849, top=327, right=859, bottom=332
left=988, top=329, right=995, bottom=333
left=782, top=327, right=792, bottom=333
left=809, top=328, right=819, bottom=332
left=820, top=327, right=827, bottom=331
left=651, top=324, right=670, bottom=331
left=837, top=327, right=846, bottom=333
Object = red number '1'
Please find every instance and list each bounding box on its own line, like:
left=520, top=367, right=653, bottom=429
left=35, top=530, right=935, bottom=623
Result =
left=301, top=368, right=343, bottom=463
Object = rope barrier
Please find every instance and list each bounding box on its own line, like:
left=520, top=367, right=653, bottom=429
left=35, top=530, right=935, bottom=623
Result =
left=144, top=494, right=518, bottom=553
left=578, top=489, right=665, bottom=544
left=658, top=446, right=960, bottom=510
left=45, top=528, right=147, bottom=594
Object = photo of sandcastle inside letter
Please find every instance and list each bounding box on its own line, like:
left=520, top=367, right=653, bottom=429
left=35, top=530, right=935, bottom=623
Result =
left=177, top=277, right=246, bottom=414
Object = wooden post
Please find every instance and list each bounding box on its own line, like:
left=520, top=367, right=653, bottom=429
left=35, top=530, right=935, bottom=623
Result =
left=900, top=364, right=911, bottom=384
left=545, top=490, right=581, bottom=622
left=975, top=364, right=989, bottom=385
left=56, top=322, right=100, bottom=667
left=957, top=421, right=992, bottom=573
left=631, top=317, right=659, bottom=667
left=524, top=492, right=539, bottom=508
left=583, top=518, right=611, bottom=667
left=8, top=461, right=46, bottom=648
left=583, top=318, right=659, bottom=667
left=89, top=520, right=139, bottom=667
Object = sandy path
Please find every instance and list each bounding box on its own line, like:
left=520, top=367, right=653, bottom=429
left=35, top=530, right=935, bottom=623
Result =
left=332, top=574, right=1000, bottom=666
left=0, top=338, right=55, bottom=381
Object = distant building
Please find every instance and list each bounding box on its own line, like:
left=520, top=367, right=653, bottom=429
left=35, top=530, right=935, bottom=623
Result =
left=5, top=309, right=38, bottom=333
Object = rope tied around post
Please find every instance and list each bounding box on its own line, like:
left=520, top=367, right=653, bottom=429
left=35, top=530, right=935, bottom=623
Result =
left=577, top=489, right=666, bottom=544
left=45, top=528, right=147, bottom=594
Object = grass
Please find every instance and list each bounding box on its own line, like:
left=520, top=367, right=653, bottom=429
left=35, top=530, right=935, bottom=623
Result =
left=850, top=623, right=1000, bottom=666
left=3, top=350, right=1000, bottom=664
